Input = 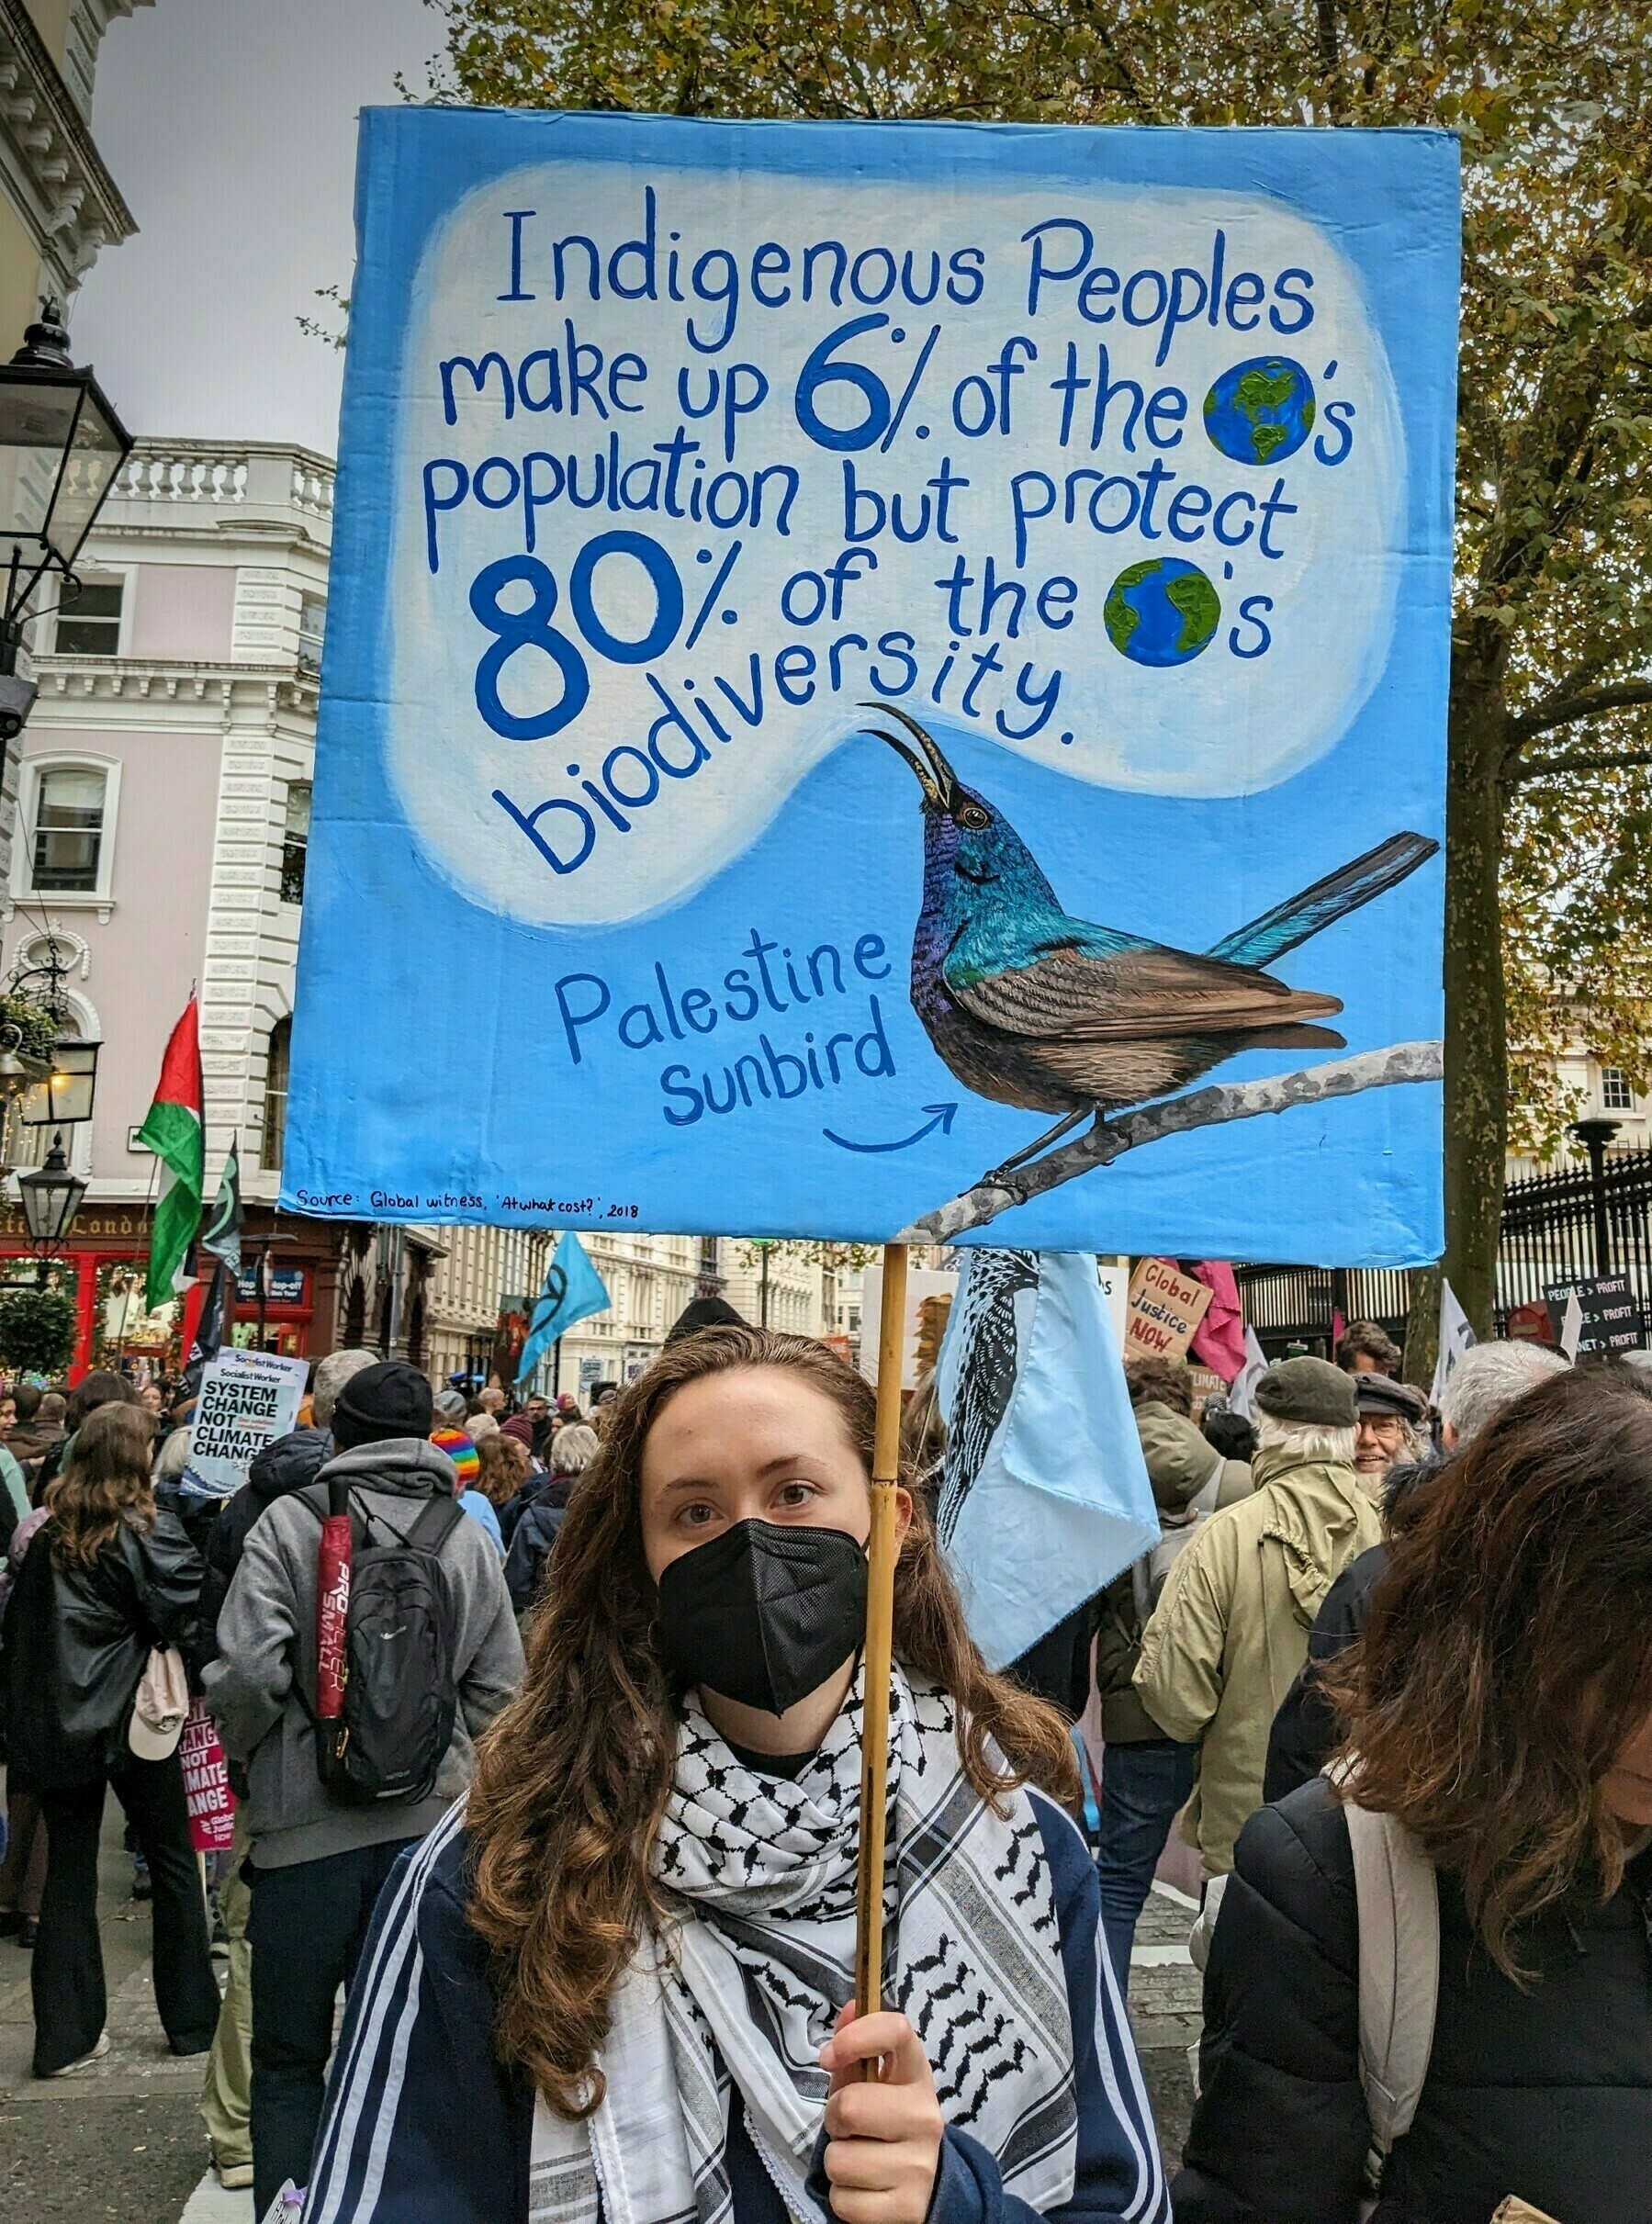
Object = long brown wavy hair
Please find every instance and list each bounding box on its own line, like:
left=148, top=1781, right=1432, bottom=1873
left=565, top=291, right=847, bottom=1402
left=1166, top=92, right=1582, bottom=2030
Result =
left=1325, top=1361, right=1652, bottom=1978
left=467, top=1326, right=1079, bottom=2116
left=46, top=1402, right=156, bottom=1568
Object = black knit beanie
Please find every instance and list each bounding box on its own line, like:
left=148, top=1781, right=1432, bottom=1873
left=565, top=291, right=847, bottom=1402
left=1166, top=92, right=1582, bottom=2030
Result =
left=331, top=1359, right=434, bottom=1449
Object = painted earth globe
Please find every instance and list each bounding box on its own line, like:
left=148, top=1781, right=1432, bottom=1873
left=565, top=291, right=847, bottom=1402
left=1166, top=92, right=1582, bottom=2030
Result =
left=1203, top=356, right=1316, bottom=466
left=1103, top=557, right=1221, bottom=667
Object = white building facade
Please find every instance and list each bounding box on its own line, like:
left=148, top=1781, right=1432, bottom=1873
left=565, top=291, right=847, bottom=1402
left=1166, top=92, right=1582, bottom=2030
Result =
left=0, top=0, right=149, bottom=885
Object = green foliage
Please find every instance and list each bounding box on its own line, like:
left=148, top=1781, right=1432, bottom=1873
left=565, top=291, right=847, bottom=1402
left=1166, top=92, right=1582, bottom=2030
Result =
left=0, top=994, right=62, bottom=1065
left=736, top=1238, right=878, bottom=1271
left=0, top=1284, right=77, bottom=1377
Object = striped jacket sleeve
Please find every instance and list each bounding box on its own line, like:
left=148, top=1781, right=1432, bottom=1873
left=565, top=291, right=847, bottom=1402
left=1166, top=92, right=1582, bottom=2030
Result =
left=302, top=1806, right=533, bottom=2223
left=968, top=1790, right=1171, bottom=2224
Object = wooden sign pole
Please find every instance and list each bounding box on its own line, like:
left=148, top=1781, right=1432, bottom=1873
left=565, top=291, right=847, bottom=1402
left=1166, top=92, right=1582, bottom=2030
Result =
left=854, top=1240, right=909, bottom=2062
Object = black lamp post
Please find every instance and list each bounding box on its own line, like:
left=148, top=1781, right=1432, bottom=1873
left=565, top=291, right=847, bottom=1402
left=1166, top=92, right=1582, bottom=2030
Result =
left=0, top=299, right=133, bottom=749
left=17, top=1129, right=87, bottom=1281
left=1570, top=1118, right=1621, bottom=1277
left=18, top=1034, right=100, bottom=1128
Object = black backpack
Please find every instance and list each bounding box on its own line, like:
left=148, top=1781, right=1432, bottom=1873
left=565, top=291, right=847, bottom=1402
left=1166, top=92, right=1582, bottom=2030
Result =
left=300, top=1477, right=464, bottom=1805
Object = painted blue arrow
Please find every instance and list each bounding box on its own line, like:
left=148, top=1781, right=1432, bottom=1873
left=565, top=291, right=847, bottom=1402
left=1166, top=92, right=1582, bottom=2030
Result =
left=823, top=1103, right=959, bottom=1154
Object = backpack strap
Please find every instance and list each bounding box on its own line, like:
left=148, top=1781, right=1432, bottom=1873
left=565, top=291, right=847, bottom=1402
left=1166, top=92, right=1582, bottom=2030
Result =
left=408, top=1488, right=465, bottom=1555
left=1342, top=1792, right=1440, bottom=2192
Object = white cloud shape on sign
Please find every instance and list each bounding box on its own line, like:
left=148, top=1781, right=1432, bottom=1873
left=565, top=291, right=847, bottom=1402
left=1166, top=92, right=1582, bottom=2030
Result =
left=383, top=159, right=1403, bottom=926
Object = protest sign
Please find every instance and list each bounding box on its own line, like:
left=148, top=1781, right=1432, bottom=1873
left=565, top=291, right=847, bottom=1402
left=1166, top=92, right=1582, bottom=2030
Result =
left=189, top=1346, right=309, bottom=1494
left=287, top=114, right=1455, bottom=1261
left=1544, top=1275, right=1646, bottom=1357
left=1123, top=1256, right=1213, bottom=1363
left=1096, top=1261, right=1129, bottom=1350
left=180, top=1702, right=235, bottom=1855
left=860, top=1262, right=960, bottom=1389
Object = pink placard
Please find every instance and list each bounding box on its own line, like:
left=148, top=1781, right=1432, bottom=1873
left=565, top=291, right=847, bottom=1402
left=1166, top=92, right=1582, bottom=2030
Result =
left=181, top=1700, right=236, bottom=1855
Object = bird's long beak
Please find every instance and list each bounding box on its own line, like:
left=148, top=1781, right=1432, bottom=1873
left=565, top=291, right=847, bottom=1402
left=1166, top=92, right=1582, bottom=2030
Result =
left=859, top=702, right=960, bottom=812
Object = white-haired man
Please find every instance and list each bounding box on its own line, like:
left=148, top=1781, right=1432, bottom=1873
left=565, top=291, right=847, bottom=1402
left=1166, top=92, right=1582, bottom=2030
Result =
left=1264, top=1336, right=1568, bottom=1799
left=1438, top=1337, right=1569, bottom=1447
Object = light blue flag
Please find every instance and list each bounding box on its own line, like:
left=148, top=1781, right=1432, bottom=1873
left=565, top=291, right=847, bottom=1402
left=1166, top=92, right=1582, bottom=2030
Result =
left=517, top=1233, right=610, bottom=1387
left=935, top=1250, right=1159, bottom=1672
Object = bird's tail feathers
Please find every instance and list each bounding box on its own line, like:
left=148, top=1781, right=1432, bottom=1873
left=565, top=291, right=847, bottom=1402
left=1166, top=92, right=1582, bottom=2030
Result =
left=1208, top=831, right=1439, bottom=969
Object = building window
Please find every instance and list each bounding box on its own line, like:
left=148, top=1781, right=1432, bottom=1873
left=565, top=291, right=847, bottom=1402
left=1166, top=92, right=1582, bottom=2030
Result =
left=261, top=1016, right=291, bottom=1172
left=30, top=767, right=107, bottom=893
left=1602, top=1067, right=1635, bottom=1111
left=52, top=577, right=124, bottom=657
left=281, top=783, right=311, bottom=904
left=298, top=594, right=326, bottom=675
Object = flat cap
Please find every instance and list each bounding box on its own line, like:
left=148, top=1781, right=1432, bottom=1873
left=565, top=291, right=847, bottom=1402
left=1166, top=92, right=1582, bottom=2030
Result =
left=1253, top=1354, right=1358, bottom=1428
left=1354, top=1372, right=1429, bottom=1424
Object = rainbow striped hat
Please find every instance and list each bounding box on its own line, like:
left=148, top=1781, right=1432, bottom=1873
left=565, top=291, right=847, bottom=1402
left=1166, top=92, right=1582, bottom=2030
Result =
left=430, top=1424, right=480, bottom=1490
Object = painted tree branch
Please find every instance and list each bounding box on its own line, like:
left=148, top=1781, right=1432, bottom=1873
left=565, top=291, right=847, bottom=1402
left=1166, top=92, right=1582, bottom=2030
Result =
left=893, top=1040, right=1444, bottom=1246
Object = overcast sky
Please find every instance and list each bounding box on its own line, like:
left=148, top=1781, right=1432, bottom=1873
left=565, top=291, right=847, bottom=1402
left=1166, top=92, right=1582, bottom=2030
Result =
left=72, top=0, right=440, bottom=457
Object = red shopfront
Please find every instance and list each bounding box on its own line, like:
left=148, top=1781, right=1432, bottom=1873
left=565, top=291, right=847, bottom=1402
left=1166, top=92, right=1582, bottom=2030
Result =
left=0, top=1205, right=346, bottom=1384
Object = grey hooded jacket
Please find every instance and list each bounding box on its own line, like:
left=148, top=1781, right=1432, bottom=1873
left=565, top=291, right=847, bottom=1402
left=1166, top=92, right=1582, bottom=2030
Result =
left=203, top=1436, right=523, bottom=1869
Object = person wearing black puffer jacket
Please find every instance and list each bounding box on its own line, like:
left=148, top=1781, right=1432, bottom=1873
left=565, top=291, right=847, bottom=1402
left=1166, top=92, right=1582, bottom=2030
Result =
left=1175, top=1363, right=1652, bottom=2224
left=0, top=1404, right=220, bottom=2079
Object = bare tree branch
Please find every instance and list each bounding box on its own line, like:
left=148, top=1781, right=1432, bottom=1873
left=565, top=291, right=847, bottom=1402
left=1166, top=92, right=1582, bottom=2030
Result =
left=1509, top=679, right=1652, bottom=747
left=1512, top=747, right=1652, bottom=783
left=893, top=1041, right=1444, bottom=1246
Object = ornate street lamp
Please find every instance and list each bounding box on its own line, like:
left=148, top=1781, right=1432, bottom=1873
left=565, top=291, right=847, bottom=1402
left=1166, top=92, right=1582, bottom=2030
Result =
left=0, top=299, right=133, bottom=747
left=17, top=1130, right=87, bottom=1267
left=18, top=1035, right=99, bottom=1128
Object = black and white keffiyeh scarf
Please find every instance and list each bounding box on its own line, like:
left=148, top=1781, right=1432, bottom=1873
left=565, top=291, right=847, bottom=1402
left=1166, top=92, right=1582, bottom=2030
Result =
left=528, top=1666, right=1078, bottom=2224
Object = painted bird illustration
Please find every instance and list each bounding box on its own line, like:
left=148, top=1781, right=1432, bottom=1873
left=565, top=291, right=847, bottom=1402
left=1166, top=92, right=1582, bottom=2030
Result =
left=935, top=1248, right=1038, bottom=1546
left=861, top=703, right=1439, bottom=1184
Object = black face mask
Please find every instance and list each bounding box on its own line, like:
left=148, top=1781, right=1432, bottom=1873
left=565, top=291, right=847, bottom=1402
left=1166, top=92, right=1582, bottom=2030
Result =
left=657, top=1519, right=868, bottom=1716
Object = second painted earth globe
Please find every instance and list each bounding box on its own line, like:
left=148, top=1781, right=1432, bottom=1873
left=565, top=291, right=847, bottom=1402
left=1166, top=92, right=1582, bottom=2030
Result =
left=1203, top=355, right=1316, bottom=466
left=1104, top=557, right=1221, bottom=667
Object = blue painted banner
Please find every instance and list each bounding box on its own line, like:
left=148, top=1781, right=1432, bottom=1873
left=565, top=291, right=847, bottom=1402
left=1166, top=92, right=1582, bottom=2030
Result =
left=285, top=112, right=1457, bottom=1260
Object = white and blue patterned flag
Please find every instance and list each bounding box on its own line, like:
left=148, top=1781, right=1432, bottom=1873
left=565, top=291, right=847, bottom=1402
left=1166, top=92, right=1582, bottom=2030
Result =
left=935, top=1250, right=1159, bottom=1672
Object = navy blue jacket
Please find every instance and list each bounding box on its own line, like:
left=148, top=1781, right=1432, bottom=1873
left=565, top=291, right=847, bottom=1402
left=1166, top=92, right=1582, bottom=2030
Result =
left=303, top=1785, right=1169, bottom=2224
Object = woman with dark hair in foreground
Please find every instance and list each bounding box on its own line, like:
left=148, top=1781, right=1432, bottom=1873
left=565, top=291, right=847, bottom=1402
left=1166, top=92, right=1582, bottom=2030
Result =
left=1174, top=1362, right=1652, bottom=2224
left=304, top=1326, right=1169, bottom=2224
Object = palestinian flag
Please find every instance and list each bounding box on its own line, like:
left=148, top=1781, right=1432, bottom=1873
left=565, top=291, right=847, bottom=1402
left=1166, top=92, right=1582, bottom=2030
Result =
left=138, top=1000, right=205, bottom=1310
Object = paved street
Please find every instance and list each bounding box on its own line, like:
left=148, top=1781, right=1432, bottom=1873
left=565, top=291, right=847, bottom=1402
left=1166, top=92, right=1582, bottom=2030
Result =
left=0, top=1797, right=211, bottom=2222
left=0, top=1790, right=1198, bottom=2222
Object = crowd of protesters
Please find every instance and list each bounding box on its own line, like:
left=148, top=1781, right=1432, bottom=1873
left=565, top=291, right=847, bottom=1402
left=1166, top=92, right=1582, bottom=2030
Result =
left=0, top=1302, right=1648, bottom=2224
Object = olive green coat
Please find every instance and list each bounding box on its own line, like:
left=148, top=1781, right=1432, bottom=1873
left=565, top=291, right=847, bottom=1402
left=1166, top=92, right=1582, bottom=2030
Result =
left=1131, top=1443, right=1382, bottom=1874
left=1094, top=1404, right=1253, bottom=1745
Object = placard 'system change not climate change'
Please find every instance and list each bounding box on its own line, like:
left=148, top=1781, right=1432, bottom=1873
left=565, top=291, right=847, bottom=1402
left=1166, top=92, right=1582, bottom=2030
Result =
left=286, top=114, right=1457, bottom=1261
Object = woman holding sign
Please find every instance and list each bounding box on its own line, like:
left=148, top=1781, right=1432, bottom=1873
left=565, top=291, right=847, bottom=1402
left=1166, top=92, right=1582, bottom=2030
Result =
left=304, top=1326, right=1169, bottom=2224
left=0, top=1402, right=219, bottom=2077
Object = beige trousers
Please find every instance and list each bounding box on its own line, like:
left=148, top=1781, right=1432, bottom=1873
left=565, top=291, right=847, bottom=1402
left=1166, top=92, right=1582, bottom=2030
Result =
left=198, top=1814, right=253, bottom=2167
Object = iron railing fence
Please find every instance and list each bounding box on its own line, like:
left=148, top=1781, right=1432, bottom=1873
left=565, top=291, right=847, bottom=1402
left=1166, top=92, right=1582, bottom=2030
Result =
left=1232, top=1147, right=1652, bottom=1357
left=1498, top=1145, right=1652, bottom=1334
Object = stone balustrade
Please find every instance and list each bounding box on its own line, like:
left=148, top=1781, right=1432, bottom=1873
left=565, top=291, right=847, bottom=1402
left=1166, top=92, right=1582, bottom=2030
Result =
left=114, top=442, right=335, bottom=524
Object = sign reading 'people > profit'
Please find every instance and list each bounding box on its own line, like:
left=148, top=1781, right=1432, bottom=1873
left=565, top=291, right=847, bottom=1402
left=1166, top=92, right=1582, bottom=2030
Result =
left=287, top=113, right=1457, bottom=1260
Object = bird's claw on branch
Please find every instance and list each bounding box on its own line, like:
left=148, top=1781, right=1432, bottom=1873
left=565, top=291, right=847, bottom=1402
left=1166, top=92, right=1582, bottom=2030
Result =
left=975, top=1165, right=1031, bottom=1205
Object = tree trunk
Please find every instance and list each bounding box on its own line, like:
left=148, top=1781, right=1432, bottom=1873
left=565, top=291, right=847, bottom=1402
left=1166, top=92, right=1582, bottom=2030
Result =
left=1401, top=1262, right=1441, bottom=1392
left=1443, top=657, right=1509, bottom=1335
